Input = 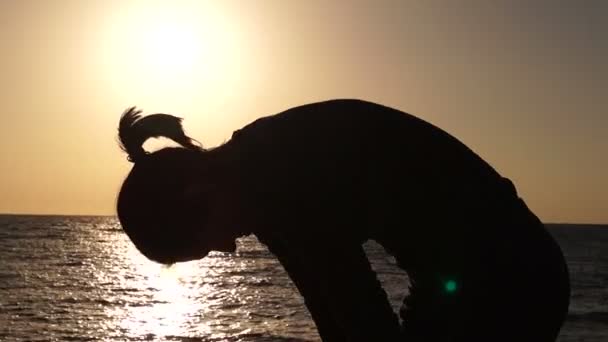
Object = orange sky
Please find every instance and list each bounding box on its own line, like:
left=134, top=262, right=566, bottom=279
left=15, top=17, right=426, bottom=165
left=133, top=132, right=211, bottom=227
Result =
left=0, top=1, right=606, bottom=223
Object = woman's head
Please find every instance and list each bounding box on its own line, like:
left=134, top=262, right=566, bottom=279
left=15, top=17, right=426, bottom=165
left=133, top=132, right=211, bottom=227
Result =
left=116, top=108, right=213, bottom=264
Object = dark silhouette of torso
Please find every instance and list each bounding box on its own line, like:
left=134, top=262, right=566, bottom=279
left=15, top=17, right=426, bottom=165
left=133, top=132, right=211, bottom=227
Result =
left=226, top=99, right=569, bottom=341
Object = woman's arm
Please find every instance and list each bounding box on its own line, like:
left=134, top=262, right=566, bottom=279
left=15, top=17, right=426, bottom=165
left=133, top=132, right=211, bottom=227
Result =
left=265, top=237, right=348, bottom=341
left=265, top=235, right=402, bottom=341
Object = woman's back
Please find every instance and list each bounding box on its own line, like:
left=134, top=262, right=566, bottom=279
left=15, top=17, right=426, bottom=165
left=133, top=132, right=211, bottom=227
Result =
left=229, top=99, right=569, bottom=341
left=231, top=99, right=506, bottom=235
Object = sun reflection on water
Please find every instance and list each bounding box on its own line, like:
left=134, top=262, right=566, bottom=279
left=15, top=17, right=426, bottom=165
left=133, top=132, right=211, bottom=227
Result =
left=98, top=229, right=317, bottom=341
left=107, top=241, right=215, bottom=340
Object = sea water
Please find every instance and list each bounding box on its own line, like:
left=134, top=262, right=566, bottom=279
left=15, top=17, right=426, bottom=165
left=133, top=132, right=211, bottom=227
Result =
left=0, top=215, right=606, bottom=341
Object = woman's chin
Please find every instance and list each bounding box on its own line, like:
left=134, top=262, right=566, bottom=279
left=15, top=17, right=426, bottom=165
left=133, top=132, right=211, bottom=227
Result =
left=174, top=248, right=211, bottom=263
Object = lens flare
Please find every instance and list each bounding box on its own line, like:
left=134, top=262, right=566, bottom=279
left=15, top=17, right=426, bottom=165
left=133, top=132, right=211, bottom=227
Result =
left=444, top=280, right=458, bottom=293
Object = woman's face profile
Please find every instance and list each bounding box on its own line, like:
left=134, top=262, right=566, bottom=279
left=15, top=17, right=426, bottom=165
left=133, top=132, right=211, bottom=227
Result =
left=157, top=193, right=237, bottom=264
left=178, top=182, right=240, bottom=255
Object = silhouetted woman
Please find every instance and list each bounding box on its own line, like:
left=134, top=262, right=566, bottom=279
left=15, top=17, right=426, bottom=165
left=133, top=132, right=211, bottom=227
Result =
left=116, top=99, right=569, bottom=341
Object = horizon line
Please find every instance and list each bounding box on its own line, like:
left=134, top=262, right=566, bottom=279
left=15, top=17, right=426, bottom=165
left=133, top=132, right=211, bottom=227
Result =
left=0, top=212, right=606, bottom=226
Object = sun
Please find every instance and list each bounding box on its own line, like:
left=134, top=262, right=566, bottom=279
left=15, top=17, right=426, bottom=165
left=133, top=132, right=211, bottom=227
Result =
left=139, top=19, right=203, bottom=74
left=108, top=3, right=208, bottom=82
left=99, top=1, right=243, bottom=105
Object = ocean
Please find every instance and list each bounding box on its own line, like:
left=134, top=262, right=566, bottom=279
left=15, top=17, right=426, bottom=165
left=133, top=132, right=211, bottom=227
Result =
left=0, top=215, right=606, bottom=341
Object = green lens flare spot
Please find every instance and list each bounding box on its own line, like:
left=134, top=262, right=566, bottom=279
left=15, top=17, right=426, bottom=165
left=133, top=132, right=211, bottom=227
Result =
left=444, top=280, right=458, bottom=293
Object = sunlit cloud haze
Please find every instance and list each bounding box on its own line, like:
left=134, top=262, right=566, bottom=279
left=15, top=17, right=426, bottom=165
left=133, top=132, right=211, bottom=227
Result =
left=0, top=0, right=606, bottom=223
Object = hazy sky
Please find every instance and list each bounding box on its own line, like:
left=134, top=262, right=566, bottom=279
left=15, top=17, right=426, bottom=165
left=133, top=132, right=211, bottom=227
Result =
left=0, top=0, right=606, bottom=223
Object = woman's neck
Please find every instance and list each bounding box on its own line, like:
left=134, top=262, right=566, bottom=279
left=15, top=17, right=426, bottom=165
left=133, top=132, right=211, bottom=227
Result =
left=197, top=143, right=252, bottom=237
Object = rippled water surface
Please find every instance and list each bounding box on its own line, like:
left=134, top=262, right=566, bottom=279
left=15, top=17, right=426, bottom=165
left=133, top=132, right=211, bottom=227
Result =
left=0, top=216, right=606, bottom=341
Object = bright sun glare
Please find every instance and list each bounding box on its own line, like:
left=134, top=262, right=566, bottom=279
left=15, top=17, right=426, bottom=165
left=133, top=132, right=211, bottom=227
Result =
left=140, top=20, right=203, bottom=74
left=101, top=2, right=242, bottom=104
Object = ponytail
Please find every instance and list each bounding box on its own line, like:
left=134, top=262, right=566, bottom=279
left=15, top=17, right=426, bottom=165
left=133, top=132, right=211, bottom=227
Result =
left=118, top=107, right=202, bottom=162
